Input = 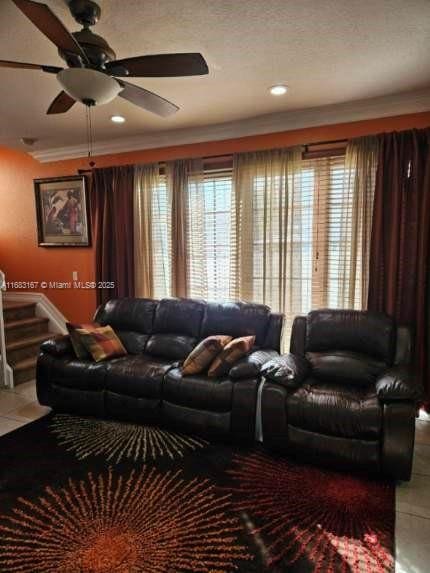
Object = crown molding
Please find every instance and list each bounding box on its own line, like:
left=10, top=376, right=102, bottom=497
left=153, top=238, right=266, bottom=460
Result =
left=30, top=88, right=430, bottom=163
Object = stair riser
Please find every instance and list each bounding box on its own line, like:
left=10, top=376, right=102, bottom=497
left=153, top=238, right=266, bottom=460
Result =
left=3, top=305, right=36, bottom=323
left=6, top=322, right=49, bottom=344
left=7, top=341, right=46, bottom=365
left=14, top=365, right=36, bottom=386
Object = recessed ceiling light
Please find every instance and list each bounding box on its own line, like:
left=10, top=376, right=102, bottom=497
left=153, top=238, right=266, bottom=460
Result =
left=270, top=85, right=288, bottom=96
left=111, top=115, right=126, bottom=123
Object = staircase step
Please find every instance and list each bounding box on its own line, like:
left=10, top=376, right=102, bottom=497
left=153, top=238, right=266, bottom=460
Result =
left=3, top=301, right=36, bottom=322
left=13, top=357, right=37, bottom=386
left=5, top=317, right=49, bottom=343
left=6, top=332, right=53, bottom=365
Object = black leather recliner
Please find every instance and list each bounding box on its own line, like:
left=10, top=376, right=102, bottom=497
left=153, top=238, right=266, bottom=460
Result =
left=260, top=309, right=422, bottom=480
left=37, top=297, right=283, bottom=441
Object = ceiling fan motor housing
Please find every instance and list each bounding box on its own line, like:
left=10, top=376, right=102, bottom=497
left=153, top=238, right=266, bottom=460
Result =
left=71, top=29, right=117, bottom=67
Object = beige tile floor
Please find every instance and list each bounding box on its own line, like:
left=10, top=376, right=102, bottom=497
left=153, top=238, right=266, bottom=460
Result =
left=0, top=381, right=429, bottom=572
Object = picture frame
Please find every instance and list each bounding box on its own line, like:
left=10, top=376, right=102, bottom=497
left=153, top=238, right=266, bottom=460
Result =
left=34, top=175, right=91, bottom=247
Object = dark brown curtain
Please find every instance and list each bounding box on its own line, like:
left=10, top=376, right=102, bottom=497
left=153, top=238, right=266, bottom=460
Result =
left=91, top=165, right=135, bottom=307
left=368, top=128, right=430, bottom=404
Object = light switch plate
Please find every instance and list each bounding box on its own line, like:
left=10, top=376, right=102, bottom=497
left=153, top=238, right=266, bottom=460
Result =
left=72, top=271, right=78, bottom=281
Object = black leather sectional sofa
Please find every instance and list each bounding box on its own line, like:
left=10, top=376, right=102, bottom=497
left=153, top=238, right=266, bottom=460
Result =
left=37, top=298, right=421, bottom=479
left=37, top=297, right=282, bottom=441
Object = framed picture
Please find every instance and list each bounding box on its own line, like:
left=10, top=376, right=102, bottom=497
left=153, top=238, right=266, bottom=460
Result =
left=34, top=175, right=91, bottom=247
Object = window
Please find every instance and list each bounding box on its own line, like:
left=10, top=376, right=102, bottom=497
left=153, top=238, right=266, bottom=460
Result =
left=151, top=177, right=171, bottom=299
left=189, top=172, right=232, bottom=300
left=237, top=153, right=363, bottom=342
left=151, top=170, right=233, bottom=301
left=304, top=154, right=362, bottom=310
left=251, top=170, right=314, bottom=326
left=150, top=154, right=365, bottom=323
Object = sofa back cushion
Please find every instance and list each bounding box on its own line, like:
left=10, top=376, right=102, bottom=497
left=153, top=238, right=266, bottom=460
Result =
left=306, top=309, right=395, bottom=364
left=263, top=312, right=284, bottom=351
left=306, top=351, right=387, bottom=386
left=152, top=298, right=205, bottom=337
left=201, top=301, right=271, bottom=347
left=146, top=334, right=197, bottom=361
left=144, top=298, right=205, bottom=360
left=95, top=298, right=157, bottom=333
left=94, top=298, right=157, bottom=354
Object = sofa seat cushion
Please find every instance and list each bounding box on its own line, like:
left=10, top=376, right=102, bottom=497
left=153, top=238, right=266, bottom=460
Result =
left=49, top=357, right=107, bottom=391
left=306, top=351, right=386, bottom=386
left=106, top=355, right=175, bottom=398
left=287, top=378, right=382, bottom=439
left=164, top=367, right=233, bottom=412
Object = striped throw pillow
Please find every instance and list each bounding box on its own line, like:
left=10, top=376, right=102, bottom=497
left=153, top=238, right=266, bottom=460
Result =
left=66, top=322, right=100, bottom=359
left=182, top=335, right=232, bottom=375
left=208, top=335, right=256, bottom=378
left=76, top=325, right=127, bottom=362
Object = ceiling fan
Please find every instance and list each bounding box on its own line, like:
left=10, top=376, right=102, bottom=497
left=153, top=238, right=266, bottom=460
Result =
left=0, top=0, right=209, bottom=116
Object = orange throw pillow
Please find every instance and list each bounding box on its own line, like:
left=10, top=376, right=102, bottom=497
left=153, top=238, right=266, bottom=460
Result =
left=182, top=335, right=232, bottom=375
left=208, top=335, right=255, bottom=378
left=66, top=322, right=100, bottom=359
left=76, top=325, right=127, bottom=362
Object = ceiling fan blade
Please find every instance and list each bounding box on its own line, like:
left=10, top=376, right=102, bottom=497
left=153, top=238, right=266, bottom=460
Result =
left=47, top=91, right=76, bottom=115
left=119, top=81, right=179, bottom=117
left=0, top=59, right=62, bottom=73
left=12, top=0, right=88, bottom=63
left=107, top=53, right=209, bottom=77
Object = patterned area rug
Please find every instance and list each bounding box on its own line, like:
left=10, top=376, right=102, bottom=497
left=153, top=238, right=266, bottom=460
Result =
left=0, top=413, right=395, bottom=572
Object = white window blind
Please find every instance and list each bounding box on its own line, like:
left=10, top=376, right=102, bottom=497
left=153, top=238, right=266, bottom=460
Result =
left=303, top=154, right=363, bottom=310
left=151, top=176, right=171, bottom=299
left=245, top=153, right=365, bottom=345
left=251, top=170, right=314, bottom=331
left=188, top=172, right=232, bottom=300
left=151, top=170, right=233, bottom=301
left=149, top=155, right=366, bottom=319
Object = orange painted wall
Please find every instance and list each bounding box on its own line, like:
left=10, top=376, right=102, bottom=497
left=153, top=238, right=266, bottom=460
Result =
left=1, top=110, right=430, bottom=322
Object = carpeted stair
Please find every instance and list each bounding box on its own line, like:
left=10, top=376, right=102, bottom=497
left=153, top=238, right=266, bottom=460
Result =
left=3, top=301, right=53, bottom=385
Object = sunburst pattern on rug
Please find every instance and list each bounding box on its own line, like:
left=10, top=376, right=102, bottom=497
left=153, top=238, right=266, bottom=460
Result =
left=227, top=451, right=394, bottom=573
left=50, top=414, right=208, bottom=463
left=0, top=466, right=251, bottom=573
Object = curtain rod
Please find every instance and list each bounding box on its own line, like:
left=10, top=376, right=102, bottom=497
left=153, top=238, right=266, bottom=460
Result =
left=303, top=138, right=348, bottom=148
left=77, top=137, right=349, bottom=174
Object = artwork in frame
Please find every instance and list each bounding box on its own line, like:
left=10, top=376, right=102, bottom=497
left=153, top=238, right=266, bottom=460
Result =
left=34, top=176, right=91, bottom=247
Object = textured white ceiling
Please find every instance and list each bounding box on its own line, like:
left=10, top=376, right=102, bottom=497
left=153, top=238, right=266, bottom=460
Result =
left=1, top=0, right=430, bottom=155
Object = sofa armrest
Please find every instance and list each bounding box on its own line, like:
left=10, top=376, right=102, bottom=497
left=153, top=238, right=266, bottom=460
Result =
left=261, top=353, right=310, bottom=388
left=40, top=335, right=74, bottom=358
left=376, top=366, right=422, bottom=402
left=229, top=349, right=279, bottom=380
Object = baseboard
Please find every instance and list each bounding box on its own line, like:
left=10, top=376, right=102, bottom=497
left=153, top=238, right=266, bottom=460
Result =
left=0, top=360, right=14, bottom=389
left=3, top=292, right=68, bottom=335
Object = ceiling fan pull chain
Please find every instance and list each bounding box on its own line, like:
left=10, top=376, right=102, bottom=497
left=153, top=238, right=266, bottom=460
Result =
left=85, top=103, right=96, bottom=168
